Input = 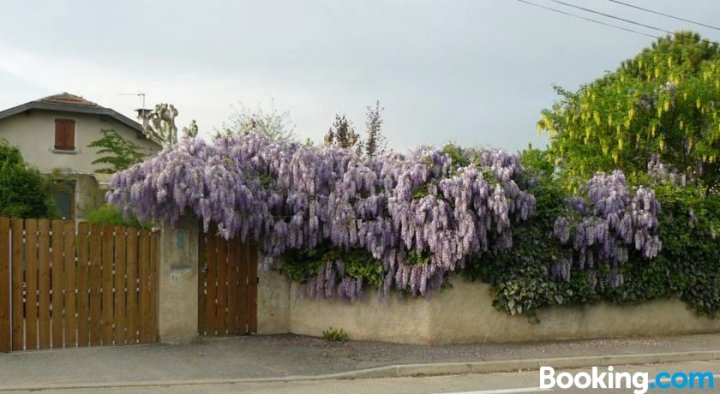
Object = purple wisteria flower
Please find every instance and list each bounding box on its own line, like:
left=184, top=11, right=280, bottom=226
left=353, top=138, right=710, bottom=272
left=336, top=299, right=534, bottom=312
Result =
left=108, top=131, right=536, bottom=300
left=551, top=170, right=661, bottom=286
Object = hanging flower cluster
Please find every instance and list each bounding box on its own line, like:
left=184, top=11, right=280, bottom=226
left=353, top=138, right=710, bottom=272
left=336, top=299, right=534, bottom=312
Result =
left=552, top=170, right=661, bottom=286
left=108, top=131, right=536, bottom=299
left=647, top=154, right=693, bottom=186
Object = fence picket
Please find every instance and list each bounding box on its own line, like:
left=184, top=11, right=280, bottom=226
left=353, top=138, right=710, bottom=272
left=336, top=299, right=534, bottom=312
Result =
left=126, top=229, right=138, bottom=344
left=216, top=236, right=228, bottom=335
left=139, top=229, right=150, bottom=343
left=0, top=218, right=10, bottom=352
left=113, top=226, right=126, bottom=345
left=38, top=220, right=51, bottom=349
left=248, top=244, right=258, bottom=333
left=149, top=230, right=159, bottom=341
left=101, top=225, right=114, bottom=345
left=226, top=238, right=238, bottom=334
left=10, top=219, right=24, bottom=351
left=63, top=221, right=77, bottom=347
left=77, top=222, right=89, bottom=347
left=89, top=224, right=103, bottom=346
left=25, top=220, right=38, bottom=350
left=205, top=231, right=217, bottom=336
left=51, top=220, right=64, bottom=348
left=238, top=242, right=249, bottom=334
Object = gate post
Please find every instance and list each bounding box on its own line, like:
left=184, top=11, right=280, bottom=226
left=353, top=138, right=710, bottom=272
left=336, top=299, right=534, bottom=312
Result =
left=157, top=215, right=198, bottom=343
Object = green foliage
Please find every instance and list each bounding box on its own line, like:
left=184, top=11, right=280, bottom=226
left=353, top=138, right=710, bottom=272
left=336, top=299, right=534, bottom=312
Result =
left=85, top=204, right=152, bottom=228
left=0, top=140, right=56, bottom=218
left=281, top=242, right=384, bottom=286
left=516, top=31, right=720, bottom=320
left=462, top=150, right=720, bottom=320
left=322, top=327, right=349, bottom=342
left=652, top=184, right=720, bottom=317
left=88, top=129, right=146, bottom=174
left=280, top=246, right=327, bottom=282
left=539, top=32, right=720, bottom=191
left=442, top=143, right=471, bottom=169
left=412, top=183, right=430, bottom=200
left=441, top=144, right=498, bottom=184
left=463, top=149, right=572, bottom=317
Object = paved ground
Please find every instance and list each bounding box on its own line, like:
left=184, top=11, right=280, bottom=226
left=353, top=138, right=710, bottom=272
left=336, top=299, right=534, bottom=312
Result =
left=0, top=333, right=719, bottom=391
left=11, top=360, right=720, bottom=393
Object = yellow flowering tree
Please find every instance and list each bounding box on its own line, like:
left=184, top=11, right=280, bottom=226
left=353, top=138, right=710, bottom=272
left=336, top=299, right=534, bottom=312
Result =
left=539, top=32, right=720, bottom=192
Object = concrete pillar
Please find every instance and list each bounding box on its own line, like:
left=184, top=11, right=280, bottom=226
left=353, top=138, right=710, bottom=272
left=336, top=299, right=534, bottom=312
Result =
left=256, top=254, right=290, bottom=334
left=158, top=215, right=198, bottom=343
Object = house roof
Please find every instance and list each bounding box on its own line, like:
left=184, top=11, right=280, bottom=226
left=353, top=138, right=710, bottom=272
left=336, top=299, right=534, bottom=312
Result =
left=0, top=92, right=157, bottom=144
left=39, top=92, right=99, bottom=107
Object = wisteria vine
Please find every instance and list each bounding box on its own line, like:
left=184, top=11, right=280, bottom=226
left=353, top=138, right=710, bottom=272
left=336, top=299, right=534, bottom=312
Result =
left=108, top=131, right=536, bottom=299
left=552, top=170, right=661, bottom=287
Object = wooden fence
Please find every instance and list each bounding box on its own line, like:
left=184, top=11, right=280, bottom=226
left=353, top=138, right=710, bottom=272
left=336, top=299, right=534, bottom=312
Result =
left=0, top=218, right=158, bottom=352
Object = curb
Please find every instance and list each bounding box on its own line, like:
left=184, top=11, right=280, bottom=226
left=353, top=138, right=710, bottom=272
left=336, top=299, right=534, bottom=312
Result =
left=2, top=350, right=719, bottom=391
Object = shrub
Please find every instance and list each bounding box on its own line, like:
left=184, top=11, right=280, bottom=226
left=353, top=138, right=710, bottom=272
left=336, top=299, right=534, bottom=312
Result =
left=322, top=327, right=349, bottom=342
left=0, top=140, right=56, bottom=218
left=85, top=204, right=152, bottom=228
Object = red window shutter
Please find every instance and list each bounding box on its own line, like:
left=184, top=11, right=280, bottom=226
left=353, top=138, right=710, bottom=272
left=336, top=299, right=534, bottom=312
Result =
left=65, top=121, right=75, bottom=149
left=54, top=120, right=66, bottom=149
left=55, top=119, right=75, bottom=150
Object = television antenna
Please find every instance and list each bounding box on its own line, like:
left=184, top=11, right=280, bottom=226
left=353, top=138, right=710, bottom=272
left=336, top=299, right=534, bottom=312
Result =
left=118, top=92, right=147, bottom=111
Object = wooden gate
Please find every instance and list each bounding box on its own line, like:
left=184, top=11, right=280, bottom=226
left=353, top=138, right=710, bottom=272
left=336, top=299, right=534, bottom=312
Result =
left=198, top=228, right=257, bottom=336
left=0, top=218, right=158, bottom=352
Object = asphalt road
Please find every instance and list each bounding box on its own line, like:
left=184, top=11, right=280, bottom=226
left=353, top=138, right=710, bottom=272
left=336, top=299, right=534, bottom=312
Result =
left=14, top=360, right=719, bottom=394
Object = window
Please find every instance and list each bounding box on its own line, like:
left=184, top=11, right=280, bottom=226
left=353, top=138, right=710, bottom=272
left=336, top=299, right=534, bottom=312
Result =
left=54, top=119, right=75, bottom=150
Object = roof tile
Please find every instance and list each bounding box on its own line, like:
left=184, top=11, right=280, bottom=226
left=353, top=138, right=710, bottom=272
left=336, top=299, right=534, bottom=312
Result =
left=39, top=92, right=99, bottom=107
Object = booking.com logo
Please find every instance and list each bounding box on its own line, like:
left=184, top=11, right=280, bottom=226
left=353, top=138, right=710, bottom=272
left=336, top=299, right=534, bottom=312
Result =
left=540, top=366, right=715, bottom=393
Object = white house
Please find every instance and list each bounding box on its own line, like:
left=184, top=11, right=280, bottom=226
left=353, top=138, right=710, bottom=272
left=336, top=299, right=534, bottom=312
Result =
left=0, top=92, right=161, bottom=219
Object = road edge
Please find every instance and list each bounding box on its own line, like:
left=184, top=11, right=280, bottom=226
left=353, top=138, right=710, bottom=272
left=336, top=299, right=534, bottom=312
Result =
left=2, top=350, right=719, bottom=391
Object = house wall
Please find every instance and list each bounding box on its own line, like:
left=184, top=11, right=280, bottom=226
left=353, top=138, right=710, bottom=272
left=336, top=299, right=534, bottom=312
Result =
left=0, top=110, right=159, bottom=174
left=258, top=271, right=720, bottom=345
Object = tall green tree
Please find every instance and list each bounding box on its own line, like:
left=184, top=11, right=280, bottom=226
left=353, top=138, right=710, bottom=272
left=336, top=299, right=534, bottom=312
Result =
left=87, top=129, right=147, bottom=173
left=538, top=32, right=720, bottom=191
left=363, top=100, right=387, bottom=158
left=0, top=140, right=56, bottom=217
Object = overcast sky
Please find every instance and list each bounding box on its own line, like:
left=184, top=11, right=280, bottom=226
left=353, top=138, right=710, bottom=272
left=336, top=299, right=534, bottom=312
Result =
left=1, top=0, right=718, bottom=153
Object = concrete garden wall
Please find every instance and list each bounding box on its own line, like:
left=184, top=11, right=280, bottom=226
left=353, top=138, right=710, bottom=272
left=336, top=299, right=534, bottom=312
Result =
left=156, top=226, right=720, bottom=345
left=257, top=269, right=720, bottom=345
